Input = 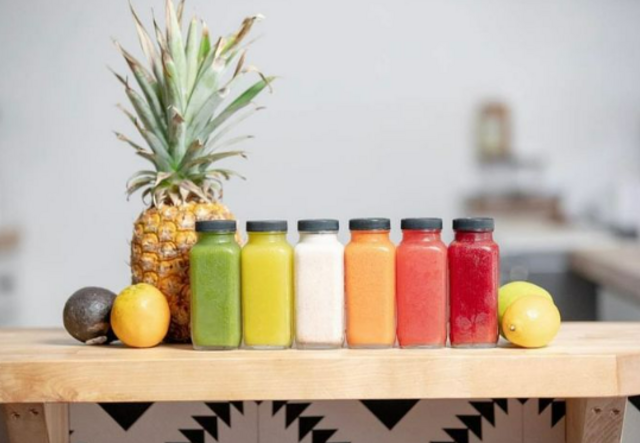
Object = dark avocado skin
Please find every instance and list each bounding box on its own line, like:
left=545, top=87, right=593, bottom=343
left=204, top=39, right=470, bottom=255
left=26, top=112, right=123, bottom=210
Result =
left=63, top=287, right=116, bottom=344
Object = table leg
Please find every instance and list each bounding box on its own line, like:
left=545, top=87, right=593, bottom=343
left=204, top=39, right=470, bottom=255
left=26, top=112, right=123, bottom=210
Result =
left=566, top=397, right=627, bottom=443
left=1, top=403, right=69, bottom=443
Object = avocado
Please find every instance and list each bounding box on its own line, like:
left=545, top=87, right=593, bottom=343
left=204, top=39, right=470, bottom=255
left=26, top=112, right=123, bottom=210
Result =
left=63, top=287, right=116, bottom=345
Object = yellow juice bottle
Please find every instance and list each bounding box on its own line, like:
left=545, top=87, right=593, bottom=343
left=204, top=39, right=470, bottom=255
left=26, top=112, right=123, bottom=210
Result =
left=241, top=220, right=294, bottom=349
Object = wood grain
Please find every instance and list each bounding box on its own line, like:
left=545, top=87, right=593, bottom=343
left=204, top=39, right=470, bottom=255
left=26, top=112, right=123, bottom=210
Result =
left=566, top=397, right=626, bottom=443
left=1, top=404, right=50, bottom=443
left=1, top=323, right=640, bottom=402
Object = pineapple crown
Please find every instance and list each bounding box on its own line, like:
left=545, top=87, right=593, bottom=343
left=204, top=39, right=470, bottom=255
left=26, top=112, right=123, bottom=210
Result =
left=113, top=0, right=273, bottom=206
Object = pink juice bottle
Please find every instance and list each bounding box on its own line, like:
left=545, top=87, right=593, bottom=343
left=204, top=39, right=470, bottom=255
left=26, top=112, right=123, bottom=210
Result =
left=396, top=218, right=447, bottom=348
left=449, top=217, right=499, bottom=348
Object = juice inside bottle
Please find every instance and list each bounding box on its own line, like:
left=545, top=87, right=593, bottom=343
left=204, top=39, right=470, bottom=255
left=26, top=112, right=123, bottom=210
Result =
left=396, top=218, right=447, bottom=348
left=449, top=217, right=499, bottom=348
left=241, top=220, right=294, bottom=349
left=345, top=218, right=396, bottom=348
left=190, top=220, right=241, bottom=350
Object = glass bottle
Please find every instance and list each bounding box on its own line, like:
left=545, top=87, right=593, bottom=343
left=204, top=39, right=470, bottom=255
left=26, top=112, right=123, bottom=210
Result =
left=449, top=217, right=499, bottom=348
left=241, top=220, right=294, bottom=349
left=295, top=219, right=344, bottom=349
left=345, top=218, right=396, bottom=348
left=190, top=220, right=241, bottom=350
left=396, top=218, right=447, bottom=348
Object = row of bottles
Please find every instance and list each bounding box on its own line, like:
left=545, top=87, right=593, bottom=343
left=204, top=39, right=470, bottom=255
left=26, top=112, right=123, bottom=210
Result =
left=190, top=217, right=499, bottom=350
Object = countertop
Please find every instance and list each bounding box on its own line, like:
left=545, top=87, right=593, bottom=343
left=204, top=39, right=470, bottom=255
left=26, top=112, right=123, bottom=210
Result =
left=571, top=246, right=640, bottom=302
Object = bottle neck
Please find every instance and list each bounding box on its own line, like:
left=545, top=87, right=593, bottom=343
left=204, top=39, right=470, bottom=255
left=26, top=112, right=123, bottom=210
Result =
left=247, top=231, right=288, bottom=244
left=196, top=232, right=236, bottom=245
left=454, top=231, right=494, bottom=242
left=350, top=230, right=391, bottom=242
left=299, top=232, right=339, bottom=244
left=401, top=229, right=442, bottom=242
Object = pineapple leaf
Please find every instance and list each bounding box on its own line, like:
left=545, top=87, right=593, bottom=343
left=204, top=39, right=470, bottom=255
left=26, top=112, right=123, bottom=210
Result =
left=115, top=131, right=146, bottom=152
left=187, top=88, right=229, bottom=142
left=162, top=51, right=184, bottom=112
left=205, top=106, right=264, bottom=151
left=168, top=106, right=187, bottom=159
left=126, top=176, right=155, bottom=199
left=184, top=150, right=247, bottom=170
left=199, top=76, right=274, bottom=143
left=185, top=18, right=200, bottom=97
left=114, top=41, right=166, bottom=136
left=178, top=139, right=204, bottom=170
left=153, top=14, right=168, bottom=52
left=125, top=84, right=168, bottom=148
left=208, top=169, right=246, bottom=180
left=206, top=134, right=254, bottom=154
left=165, top=0, right=187, bottom=96
left=176, top=0, right=186, bottom=24
left=198, top=21, right=211, bottom=65
left=129, top=2, right=163, bottom=85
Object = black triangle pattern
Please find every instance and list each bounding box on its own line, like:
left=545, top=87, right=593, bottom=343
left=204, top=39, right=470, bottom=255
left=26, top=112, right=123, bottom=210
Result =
left=193, top=416, right=218, bottom=440
left=470, top=401, right=496, bottom=426
left=180, top=429, right=204, bottom=443
left=539, top=398, right=554, bottom=414
left=299, top=416, right=324, bottom=440
left=457, top=415, right=482, bottom=439
left=313, top=429, right=337, bottom=443
left=444, top=428, right=469, bottom=443
left=537, top=399, right=566, bottom=428
left=275, top=402, right=349, bottom=443
left=286, top=403, right=311, bottom=428
left=165, top=402, right=242, bottom=443
left=493, top=399, right=508, bottom=414
left=99, top=403, right=153, bottom=431
left=360, top=400, right=419, bottom=430
left=231, top=402, right=244, bottom=414
left=551, top=401, right=566, bottom=427
left=630, top=396, right=640, bottom=411
left=273, top=401, right=287, bottom=416
left=205, top=403, right=231, bottom=427
left=517, top=399, right=529, bottom=405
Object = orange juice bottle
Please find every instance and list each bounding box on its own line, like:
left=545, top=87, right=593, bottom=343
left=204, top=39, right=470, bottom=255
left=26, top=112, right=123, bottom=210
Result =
left=345, top=218, right=396, bottom=348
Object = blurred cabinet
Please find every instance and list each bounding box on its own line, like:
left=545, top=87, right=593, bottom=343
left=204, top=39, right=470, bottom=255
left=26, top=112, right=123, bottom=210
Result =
left=502, top=252, right=597, bottom=321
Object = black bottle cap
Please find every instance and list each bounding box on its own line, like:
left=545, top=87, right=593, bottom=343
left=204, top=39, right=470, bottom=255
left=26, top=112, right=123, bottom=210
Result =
left=401, top=218, right=443, bottom=230
left=453, top=217, right=495, bottom=232
left=195, top=220, right=236, bottom=233
left=349, top=218, right=391, bottom=231
left=298, top=219, right=339, bottom=232
left=246, top=220, right=288, bottom=232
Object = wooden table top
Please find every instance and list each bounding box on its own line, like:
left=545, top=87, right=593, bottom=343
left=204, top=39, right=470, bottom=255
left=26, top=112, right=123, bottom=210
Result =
left=1, top=323, right=639, bottom=403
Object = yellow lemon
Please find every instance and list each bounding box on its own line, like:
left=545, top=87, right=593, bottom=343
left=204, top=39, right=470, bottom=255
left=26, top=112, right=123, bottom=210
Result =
left=499, top=281, right=553, bottom=336
left=502, top=295, right=561, bottom=348
left=111, top=283, right=170, bottom=348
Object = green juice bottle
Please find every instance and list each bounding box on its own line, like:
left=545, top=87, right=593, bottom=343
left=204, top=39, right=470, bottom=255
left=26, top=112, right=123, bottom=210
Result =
left=190, top=220, right=241, bottom=350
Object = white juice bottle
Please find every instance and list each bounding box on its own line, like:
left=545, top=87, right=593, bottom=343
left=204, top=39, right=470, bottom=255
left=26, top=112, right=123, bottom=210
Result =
left=295, top=219, right=345, bottom=349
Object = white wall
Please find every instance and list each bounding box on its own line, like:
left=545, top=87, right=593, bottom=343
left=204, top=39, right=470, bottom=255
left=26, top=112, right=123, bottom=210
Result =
left=1, top=0, right=640, bottom=326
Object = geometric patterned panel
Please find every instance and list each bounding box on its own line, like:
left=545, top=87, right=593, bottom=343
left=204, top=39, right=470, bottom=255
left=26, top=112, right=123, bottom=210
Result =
left=69, top=398, right=640, bottom=443
left=69, top=399, right=571, bottom=443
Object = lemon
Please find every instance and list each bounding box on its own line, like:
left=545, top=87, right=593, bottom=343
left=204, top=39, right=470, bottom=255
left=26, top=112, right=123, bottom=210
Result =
left=502, top=295, right=561, bottom=348
left=111, top=283, right=170, bottom=348
left=499, top=281, right=553, bottom=336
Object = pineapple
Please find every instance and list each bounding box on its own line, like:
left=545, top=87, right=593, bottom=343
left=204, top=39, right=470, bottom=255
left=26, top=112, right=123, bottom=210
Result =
left=114, top=0, right=273, bottom=342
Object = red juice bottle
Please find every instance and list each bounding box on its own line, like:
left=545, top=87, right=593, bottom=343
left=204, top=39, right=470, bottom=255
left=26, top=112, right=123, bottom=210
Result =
left=449, top=218, right=499, bottom=348
left=396, top=218, right=447, bottom=348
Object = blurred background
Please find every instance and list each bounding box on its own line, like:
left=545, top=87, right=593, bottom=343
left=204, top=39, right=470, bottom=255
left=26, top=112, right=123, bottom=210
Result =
left=1, top=0, right=639, bottom=327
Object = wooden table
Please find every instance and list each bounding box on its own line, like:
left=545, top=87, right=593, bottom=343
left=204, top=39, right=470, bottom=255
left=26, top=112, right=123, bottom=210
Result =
left=1, top=323, right=639, bottom=443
